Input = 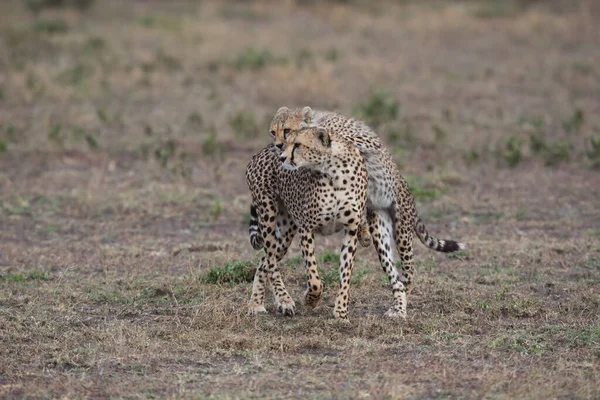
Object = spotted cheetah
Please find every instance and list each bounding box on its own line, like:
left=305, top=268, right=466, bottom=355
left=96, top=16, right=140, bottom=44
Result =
left=246, top=126, right=369, bottom=319
left=248, top=106, right=465, bottom=319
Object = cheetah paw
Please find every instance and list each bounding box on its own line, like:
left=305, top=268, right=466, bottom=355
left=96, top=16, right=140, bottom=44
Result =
left=383, top=308, right=406, bottom=319
left=248, top=305, right=268, bottom=316
left=333, top=310, right=350, bottom=322
left=275, top=298, right=296, bottom=317
left=303, top=290, right=322, bottom=309
left=358, top=232, right=372, bottom=248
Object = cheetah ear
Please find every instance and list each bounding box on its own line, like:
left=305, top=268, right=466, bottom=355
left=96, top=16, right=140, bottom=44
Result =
left=317, top=127, right=330, bottom=147
left=276, top=106, right=289, bottom=114
left=302, top=106, right=314, bottom=123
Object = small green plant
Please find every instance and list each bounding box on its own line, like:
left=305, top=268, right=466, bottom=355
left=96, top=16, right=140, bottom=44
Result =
left=387, top=120, right=415, bottom=148
left=229, top=110, right=259, bottom=139
left=499, top=136, right=522, bottom=168
left=57, top=64, right=91, bottom=86
left=463, top=149, right=480, bottom=165
left=529, top=133, right=546, bottom=154
left=319, top=250, right=340, bottom=264
left=353, top=89, right=398, bottom=128
left=209, top=198, right=223, bottom=220
left=287, top=255, right=302, bottom=266
left=404, top=175, right=440, bottom=202
left=202, top=134, right=222, bottom=157
left=202, top=261, right=255, bottom=284
left=563, top=109, right=584, bottom=134
left=154, top=140, right=177, bottom=168
left=72, top=127, right=99, bottom=150
left=543, top=140, right=571, bottom=166
left=325, top=47, right=339, bottom=62
left=234, top=48, right=274, bottom=71
left=432, top=124, right=447, bottom=142
left=586, top=135, right=600, bottom=168
left=187, top=112, right=203, bottom=126
left=48, top=122, right=64, bottom=147
left=33, top=19, right=68, bottom=34
left=0, top=139, right=6, bottom=153
left=82, top=36, right=106, bottom=54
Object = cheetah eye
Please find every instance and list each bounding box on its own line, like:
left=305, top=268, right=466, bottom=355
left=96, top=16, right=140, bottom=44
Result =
left=283, top=128, right=291, bottom=138
left=269, top=130, right=276, bottom=137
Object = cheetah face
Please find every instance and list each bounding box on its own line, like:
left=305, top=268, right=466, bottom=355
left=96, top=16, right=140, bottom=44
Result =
left=269, top=106, right=314, bottom=151
left=279, top=126, right=331, bottom=170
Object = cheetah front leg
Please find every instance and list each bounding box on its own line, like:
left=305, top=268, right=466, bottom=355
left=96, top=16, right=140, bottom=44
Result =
left=299, top=229, right=324, bottom=309
left=369, top=209, right=407, bottom=319
left=268, top=210, right=298, bottom=315
left=248, top=202, right=296, bottom=316
left=333, top=225, right=360, bottom=320
left=393, top=202, right=416, bottom=295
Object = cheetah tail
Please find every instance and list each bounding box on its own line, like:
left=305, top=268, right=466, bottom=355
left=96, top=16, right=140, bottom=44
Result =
left=249, top=202, right=264, bottom=250
left=414, top=217, right=466, bottom=253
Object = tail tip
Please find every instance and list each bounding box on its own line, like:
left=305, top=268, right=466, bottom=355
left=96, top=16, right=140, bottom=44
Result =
left=458, top=242, right=467, bottom=250
left=250, top=236, right=264, bottom=250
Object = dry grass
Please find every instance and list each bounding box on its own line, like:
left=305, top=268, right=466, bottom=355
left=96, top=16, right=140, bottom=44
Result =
left=1, top=0, right=600, bottom=398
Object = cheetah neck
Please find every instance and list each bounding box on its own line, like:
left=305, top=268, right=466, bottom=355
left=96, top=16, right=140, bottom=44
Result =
left=310, top=141, right=358, bottom=185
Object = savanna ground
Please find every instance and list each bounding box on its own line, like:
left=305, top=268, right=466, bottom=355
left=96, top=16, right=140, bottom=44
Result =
left=1, top=0, right=599, bottom=398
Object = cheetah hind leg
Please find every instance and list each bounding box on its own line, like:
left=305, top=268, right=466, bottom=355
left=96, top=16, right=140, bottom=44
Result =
left=357, top=216, right=372, bottom=248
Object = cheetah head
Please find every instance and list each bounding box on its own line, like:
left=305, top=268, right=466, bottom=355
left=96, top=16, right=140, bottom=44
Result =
left=279, top=126, right=331, bottom=170
left=269, top=106, right=315, bottom=151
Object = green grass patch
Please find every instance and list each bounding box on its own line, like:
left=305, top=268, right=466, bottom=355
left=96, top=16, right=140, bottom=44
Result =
left=229, top=110, right=259, bottom=139
left=0, top=269, right=50, bottom=283
left=586, top=135, right=600, bottom=168
left=447, top=250, right=471, bottom=260
left=497, top=136, right=522, bottom=168
left=563, top=108, right=584, bottom=134
left=287, top=255, right=302, bottom=266
left=202, top=261, right=255, bottom=284
left=404, top=175, right=441, bottom=202
left=318, top=265, right=367, bottom=287
left=319, top=250, right=340, bottom=264
left=543, top=140, right=572, bottom=166
left=234, top=48, right=275, bottom=71
left=136, top=15, right=182, bottom=32
left=472, top=0, right=525, bottom=19
left=33, top=19, right=68, bottom=35
left=353, top=89, right=398, bottom=128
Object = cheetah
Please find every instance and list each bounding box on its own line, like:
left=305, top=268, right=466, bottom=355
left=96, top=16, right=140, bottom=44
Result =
left=246, top=126, right=369, bottom=319
left=248, top=106, right=465, bottom=319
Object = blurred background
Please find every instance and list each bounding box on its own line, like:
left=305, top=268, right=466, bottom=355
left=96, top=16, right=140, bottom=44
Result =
left=1, top=0, right=599, bottom=398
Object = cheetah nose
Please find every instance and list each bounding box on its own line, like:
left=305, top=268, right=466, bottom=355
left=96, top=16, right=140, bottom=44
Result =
left=279, top=156, right=287, bottom=163
left=275, top=143, right=283, bottom=149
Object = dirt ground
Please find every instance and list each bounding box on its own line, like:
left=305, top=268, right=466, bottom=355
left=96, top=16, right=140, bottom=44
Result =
left=1, top=0, right=599, bottom=398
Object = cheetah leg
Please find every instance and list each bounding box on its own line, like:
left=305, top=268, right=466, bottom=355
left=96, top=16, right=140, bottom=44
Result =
left=269, top=210, right=297, bottom=316
left=333, top=225, right=360, bottom=320
left=249, top=257, right=269, bottom=315
left=357, top=212, right=372, bottom=248
left=369, top=209, right=407, bottom=319
left=393, top=202, right=416, bottom=296
left=300, top=229, right=323, bottom=309
left=248, top=201, right=295, bottom=316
